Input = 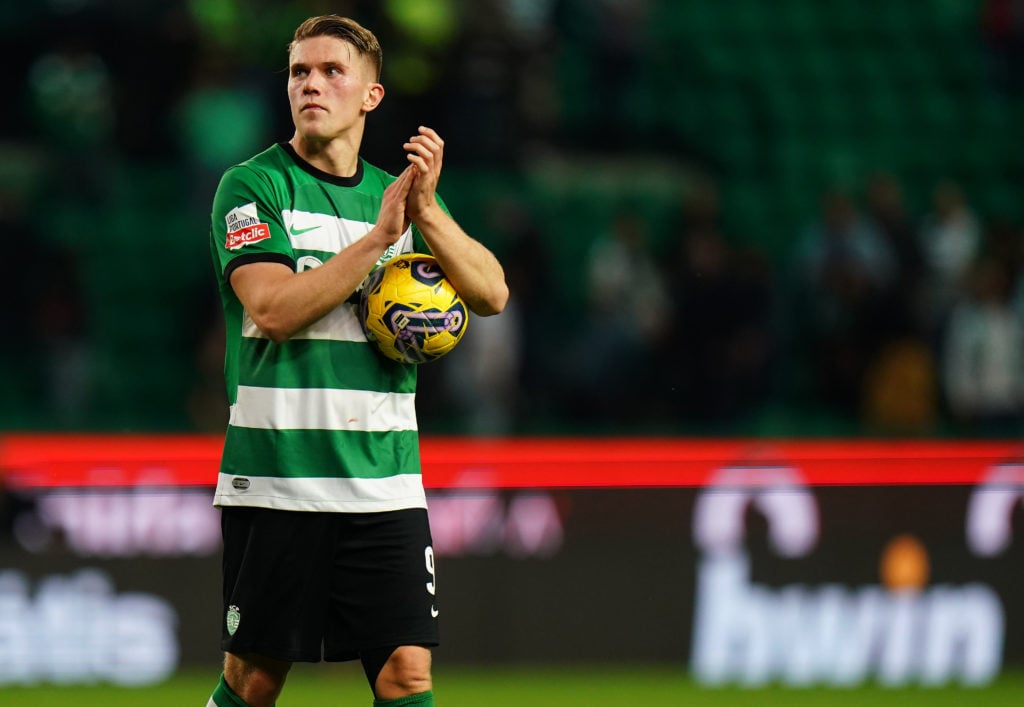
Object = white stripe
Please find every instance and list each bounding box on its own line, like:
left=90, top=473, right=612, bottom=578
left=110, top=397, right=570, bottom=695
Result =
left=213, top=472, right=427, bottom=512
left=295, top=304, right=366, bottom=341
left=241, top=312, right=263, bottom=339
left=230, top=386, right=417, bottom=432
left=241, top=303, right=367, bottom=342
left=283, top=211, right=372, bottom=252
left=238, top=216, right=415, bottom=342
left=281, top=212, right=415, bottom=254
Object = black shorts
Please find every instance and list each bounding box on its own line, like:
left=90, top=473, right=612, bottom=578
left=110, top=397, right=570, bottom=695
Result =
left=219, top=506, right=440, bottom=662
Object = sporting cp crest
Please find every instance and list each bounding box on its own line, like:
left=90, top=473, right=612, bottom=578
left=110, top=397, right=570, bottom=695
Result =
left=226, top=605, right=241, bottom=636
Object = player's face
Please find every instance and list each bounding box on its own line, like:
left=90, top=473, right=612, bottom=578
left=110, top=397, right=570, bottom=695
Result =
left=287, top=35, right=382, bottom=142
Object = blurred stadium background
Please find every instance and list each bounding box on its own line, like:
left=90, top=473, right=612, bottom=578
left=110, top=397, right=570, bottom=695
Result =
left=2, top=0, right=1023, bottom=702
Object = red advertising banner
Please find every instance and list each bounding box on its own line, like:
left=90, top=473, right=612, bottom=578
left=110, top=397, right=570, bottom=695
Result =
left=1, top=434, right=1022, bottom=489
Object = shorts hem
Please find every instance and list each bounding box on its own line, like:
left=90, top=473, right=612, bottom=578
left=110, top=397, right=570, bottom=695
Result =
left=324, top=637, right=440, bottom=663
left=220, top=641, right=325, bottom=664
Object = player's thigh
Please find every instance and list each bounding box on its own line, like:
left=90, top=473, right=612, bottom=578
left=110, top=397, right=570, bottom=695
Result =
left=220, top=506, right=333, bottom=661
left=325, top=509, right=439, bottom=658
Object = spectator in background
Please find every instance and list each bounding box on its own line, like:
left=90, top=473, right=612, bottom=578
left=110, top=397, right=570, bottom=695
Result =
left=494, top=198, right=555, bottom=417
left=796, top=187, right=897, bottom=292
left=0, top=183, right=92, bottom=427
left=19, top=32, right=115, bottom=428
left=572, top=206, right=669, bottom=424
left=440, top=291, right=522, bottom=434
left=864, top=171, right=927, bottom=337
left=435, top=197, right=552, bottom=434
left=919, top=180, right=982, bottom=336
left=661, top=178, right=776, bottom=426
left=586, top=209, right=668, bottom=338
left=791, top=187, right=896, bottom=414
left=33, top=249, right=93, bottom=426
left=859, top=172, right=938, bottom=435
left=942, top=256, right=1024, bottom=435
left=861, top=335, right=940, bottom=436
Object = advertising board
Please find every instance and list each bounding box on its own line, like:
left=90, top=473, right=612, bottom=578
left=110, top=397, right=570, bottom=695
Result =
left=1, top=435, right=1021, bottom=686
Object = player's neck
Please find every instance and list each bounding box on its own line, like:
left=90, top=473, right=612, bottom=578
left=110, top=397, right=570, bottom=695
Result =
left=289, top=132, right=361, bottom=178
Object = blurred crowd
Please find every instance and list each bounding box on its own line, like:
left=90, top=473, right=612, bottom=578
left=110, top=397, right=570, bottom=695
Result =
left=2, top=0, right=1023, bottom=438
left=429, top=169, right=1024, bottom=439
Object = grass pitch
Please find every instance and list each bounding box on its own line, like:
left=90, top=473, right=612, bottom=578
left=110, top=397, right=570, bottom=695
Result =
left=2, top=665, right=1023, bottom=706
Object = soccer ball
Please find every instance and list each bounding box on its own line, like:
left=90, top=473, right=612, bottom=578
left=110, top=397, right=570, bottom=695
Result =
left=359, top=253, right=469, bottom=364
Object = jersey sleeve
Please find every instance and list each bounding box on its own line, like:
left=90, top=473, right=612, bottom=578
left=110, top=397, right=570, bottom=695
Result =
left=210, top=165, right=295, bottom=283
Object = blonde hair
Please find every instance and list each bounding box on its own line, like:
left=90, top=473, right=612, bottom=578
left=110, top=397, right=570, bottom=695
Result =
left=289, top=15, right=382, bottom=80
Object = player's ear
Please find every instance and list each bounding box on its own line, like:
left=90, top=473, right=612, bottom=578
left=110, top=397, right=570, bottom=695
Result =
left=363, top=82, right=384, bottom=113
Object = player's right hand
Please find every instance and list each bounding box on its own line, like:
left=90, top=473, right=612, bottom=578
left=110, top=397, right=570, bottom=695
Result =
left=374, top=165, right=414, bottom=246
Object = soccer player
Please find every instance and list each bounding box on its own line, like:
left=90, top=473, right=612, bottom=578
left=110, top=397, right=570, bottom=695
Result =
left=205, top=15, right=508, bottom=707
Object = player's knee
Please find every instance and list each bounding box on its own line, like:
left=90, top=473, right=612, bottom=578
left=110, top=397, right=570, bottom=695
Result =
left=375, top=645, right=432, bottom=698
left=224, top=652, right=291, bottom=707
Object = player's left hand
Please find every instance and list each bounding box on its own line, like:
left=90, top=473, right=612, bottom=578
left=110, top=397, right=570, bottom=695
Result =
left=404, top=126, right=443, bottom=221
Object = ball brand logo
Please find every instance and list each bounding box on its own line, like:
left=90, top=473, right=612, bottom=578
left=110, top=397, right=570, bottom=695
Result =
left=409, top=260, right=442, bottom=285
left=385, top=302, right=467, bottom=362
left=690, top=466, right=1007, bottom=687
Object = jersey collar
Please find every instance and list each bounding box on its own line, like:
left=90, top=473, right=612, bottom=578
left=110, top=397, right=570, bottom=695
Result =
left=280, top=142, right=364, bottom=187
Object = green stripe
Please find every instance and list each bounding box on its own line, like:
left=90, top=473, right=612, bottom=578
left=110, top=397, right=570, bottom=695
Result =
left=222, top=427, right=421, bottom=479
left=239, top=338, right=417, bottom=392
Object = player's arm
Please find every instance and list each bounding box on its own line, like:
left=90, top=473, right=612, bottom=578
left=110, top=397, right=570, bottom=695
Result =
left=404, top=126, right=509, bottom=317
left=232, top=166, right=415, bottom=343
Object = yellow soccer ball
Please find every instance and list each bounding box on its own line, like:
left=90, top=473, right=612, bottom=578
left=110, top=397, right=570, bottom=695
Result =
left=359, top=253, right=469, bottom=364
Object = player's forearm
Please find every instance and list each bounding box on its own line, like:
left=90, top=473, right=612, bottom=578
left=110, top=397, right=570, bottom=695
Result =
left=414, top=206, right=509, bottom=316
left=245, top=232, right=392, bottom=342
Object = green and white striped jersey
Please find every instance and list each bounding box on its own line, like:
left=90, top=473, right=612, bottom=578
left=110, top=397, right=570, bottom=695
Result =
left=209, top=143, right=435, bottom=513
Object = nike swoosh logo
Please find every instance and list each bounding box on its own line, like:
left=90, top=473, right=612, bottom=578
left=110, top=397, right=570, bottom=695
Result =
left=289, top=224, right=322, bottom=236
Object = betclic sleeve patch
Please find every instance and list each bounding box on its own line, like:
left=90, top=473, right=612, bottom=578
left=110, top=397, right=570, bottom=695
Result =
left=225, top=202, right=272, bottom=250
